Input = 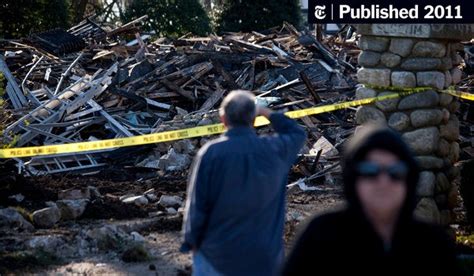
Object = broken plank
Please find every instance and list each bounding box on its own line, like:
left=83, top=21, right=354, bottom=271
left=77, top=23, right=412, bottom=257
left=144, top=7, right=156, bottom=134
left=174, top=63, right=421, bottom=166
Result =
left=211, top=59, right=238, bottom=90
left=161, top=79, right=195, bottom=101
left=197, top=82, right=226, bottom=112
left=299, top=71, right=321, bottom=104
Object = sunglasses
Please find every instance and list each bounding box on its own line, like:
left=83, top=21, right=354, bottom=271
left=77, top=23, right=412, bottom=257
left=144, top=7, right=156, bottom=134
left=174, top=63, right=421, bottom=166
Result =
left=355, top=161, right=408, bottom=181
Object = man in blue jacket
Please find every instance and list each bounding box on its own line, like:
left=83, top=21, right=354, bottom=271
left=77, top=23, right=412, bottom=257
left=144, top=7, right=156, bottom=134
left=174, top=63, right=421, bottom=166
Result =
left=181, top=90, right=306, bottom=276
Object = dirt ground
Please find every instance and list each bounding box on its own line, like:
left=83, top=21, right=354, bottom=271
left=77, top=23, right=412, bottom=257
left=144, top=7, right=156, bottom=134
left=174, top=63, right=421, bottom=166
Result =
left=40, top=231, right=193, bottom=276
left=3, top=158, right=474, bottom=275
left=0, top=163, right=344, bottom=275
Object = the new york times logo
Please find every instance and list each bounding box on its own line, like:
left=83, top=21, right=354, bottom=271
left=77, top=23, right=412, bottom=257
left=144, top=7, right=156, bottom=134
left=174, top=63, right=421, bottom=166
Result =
left=314, top=5, right=326, bottom=20
left=308, top=0, right=471, bottom=23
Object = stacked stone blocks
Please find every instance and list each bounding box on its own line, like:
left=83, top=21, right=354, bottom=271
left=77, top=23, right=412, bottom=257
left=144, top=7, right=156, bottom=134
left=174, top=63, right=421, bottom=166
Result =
left=356, top=35, right=463, bottom=225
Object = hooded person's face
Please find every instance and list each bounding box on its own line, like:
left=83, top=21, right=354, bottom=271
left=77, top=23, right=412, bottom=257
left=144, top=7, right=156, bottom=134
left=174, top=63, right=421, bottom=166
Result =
left=355, top=149, right=408, bottom=222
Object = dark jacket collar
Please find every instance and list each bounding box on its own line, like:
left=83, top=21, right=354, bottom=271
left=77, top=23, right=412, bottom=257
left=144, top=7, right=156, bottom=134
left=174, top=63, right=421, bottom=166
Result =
left=224, top=126, right=257, bottom=137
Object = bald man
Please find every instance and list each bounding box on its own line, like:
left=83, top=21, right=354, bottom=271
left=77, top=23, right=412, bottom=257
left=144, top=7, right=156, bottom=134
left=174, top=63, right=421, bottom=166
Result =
left=181, top=90, right=306, bottom=276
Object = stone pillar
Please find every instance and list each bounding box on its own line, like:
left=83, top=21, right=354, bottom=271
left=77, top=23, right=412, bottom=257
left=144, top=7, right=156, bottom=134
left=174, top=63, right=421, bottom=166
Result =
left=354, top=24, right=474, bottom=225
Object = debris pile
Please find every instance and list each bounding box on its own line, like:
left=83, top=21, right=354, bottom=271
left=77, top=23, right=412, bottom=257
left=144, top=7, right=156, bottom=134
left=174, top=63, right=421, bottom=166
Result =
left=2, top=18, right=474, bottom=273
left=0, top=18, right=358, bottom=178
left=457, top=38, right=474, bottom=161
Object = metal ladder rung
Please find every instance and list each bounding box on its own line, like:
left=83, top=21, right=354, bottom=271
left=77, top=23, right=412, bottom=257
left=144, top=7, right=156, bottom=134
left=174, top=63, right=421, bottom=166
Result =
left=53, top=158, right=65, bottom=170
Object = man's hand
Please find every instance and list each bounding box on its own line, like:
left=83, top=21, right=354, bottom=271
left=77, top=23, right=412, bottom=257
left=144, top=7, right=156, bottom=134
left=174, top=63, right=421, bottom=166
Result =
left=256, top=106, right=273, bottom=119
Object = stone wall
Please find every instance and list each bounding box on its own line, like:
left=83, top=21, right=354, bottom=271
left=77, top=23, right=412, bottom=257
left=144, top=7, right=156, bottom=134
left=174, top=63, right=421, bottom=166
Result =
left=355, top=35, right=463, bottom=225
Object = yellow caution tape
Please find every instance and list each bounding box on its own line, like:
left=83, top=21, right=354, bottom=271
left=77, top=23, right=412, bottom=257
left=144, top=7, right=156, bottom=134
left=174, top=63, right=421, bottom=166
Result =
left=255, top=89, right=419, bottom=126
left=1, top=85, right=472, bottom=159
left=442, top=87, right=474, bottom=101
left=0, top=124, right=226, bottom=158
left=0, top=89, right=421, bottom=159
left=366, top=84, right=474, bottom=101
left=365, top=85, right=434, bottom=93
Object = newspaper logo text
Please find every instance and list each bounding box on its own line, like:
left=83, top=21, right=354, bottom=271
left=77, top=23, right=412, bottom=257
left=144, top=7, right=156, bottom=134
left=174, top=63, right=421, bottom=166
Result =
left=314, top=5, right=327, bottom=20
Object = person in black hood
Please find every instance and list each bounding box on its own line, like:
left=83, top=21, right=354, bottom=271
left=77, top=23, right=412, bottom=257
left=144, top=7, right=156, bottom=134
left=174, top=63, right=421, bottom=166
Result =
left=282, top=124, right=463, bottom=276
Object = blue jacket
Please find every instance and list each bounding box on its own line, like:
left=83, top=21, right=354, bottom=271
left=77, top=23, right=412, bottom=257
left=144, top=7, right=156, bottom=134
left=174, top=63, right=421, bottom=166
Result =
left=181, top=113, right=306, bottom=276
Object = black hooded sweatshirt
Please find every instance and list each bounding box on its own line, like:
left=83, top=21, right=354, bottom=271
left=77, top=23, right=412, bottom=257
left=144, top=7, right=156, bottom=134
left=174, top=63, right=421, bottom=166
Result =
left=282, top=125, right=463, bottom=276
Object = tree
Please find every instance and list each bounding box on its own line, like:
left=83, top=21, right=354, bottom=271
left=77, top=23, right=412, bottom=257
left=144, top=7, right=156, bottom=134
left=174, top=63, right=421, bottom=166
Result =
left=122, top=0, right=211, bottom=37
left=0, top=0, right=71, bottom=39
left=217, top=0, right=301, bottom=33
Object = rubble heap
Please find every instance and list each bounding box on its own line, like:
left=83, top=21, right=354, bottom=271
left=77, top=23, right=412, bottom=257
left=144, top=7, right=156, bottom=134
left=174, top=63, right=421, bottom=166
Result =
left=0, top=19, right=358, bottom=176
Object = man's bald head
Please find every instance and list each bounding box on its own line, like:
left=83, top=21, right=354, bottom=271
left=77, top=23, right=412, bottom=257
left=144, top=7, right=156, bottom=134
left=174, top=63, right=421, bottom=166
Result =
left=219, top=90, right=256, bottom=128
